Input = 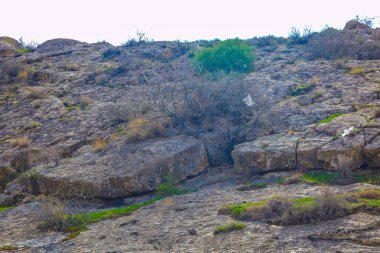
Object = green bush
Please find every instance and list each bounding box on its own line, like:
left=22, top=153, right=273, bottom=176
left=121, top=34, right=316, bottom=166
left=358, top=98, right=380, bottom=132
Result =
left=194, top=39, right=255, bottom=74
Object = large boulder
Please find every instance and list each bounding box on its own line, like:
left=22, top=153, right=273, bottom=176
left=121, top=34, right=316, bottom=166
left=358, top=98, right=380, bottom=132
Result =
left=36, top=38, right=84, bottom=53
left=364, top=135, right=380, bottom=168
left=232, top=134, right=302, bottom=175
left=343, top=20, right=371, bottom=31
left=0, top=36, right=21, bottom=57
left=316, top=134, right=365, bottom=171
left=35, top=136, right=208, bottom=198
left=297, top=137, right=331, bottom=169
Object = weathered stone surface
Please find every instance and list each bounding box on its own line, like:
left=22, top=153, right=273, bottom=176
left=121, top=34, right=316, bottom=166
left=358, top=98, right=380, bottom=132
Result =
left=316, top=113, right=367, bottom=135
left=344, top=20, right=371, bottom=31
left=232, top=134, right=302, bottom=175
left=35, top=38, right=84, bottom=53
left=297, top=137, right=331, bottom=169
left=364, top=135, right=380, bottom=168
left=316, top=134, right=366, bottom=170
left=36, top=136, right=208, bottom=198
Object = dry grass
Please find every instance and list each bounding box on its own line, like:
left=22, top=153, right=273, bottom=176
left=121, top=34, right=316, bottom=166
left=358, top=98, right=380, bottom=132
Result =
left=9, top=136, right=30, bottom=148
left=63, top=63, right=79, bottom=71
left=24, top=86, right=45, bottom=99
left=92, top=138, right=108, bottom=152
left=348, top=67, right=366, bottom=77
left=111, top=133, right=121, bottom=141
left=17, top=70, right=28, bottom=80
left=282, top=173, right=303, bottom=185
left=38, top=198, right=67, bottom=231
left=354, top=189, right=380, bottom=200
left=125, top=117, right=166, bottom=143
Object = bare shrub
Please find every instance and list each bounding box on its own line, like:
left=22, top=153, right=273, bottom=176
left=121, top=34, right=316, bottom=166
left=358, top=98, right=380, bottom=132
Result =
left=92, top=137, right=108, bottom=152
left=307, top=27, right=380, bottom=60
left=104, top=104, right=132, bottom=124
left=9, top=136, right=30, bottom=148
left=354, top=189, right=380, bottom=200
left=38, top=197, right=67, bottom=231
left=125, top=117, right=168, bottom=143
left=23, top=86, right=45, bottom=99
left=150, top=71, right=250, bottom=131
left=282, top=173, right=303, bottom=185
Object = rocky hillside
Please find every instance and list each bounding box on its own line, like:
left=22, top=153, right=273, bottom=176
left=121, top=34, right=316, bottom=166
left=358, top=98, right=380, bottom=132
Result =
left=1, top=20, right=380, bottom=252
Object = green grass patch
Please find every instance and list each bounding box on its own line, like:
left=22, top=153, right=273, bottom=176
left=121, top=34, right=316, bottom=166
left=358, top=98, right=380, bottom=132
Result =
left=0, top=206, right=15, bottom=212
left=290, top=82, right=314, bottom=96
left=302, top=171, right=338, bottom=184
left=214, top=223, right=246, bottom=234
left=16, top=48, right=32, bottom=53
left=360, top=198, right=380, bottom=207
left=220, top=201, right=266, bottom=216
left=236, top=181, right=267, bottom=191
left=293, top=196, right=317, bottom=208
left=353, top=173, right=380, bottom=184
left=317, top=112, right=344, bottom=125
left=0, top=245, right=30, bottom=251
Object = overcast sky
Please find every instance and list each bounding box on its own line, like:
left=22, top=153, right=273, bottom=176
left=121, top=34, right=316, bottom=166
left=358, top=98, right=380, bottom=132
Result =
left=1, top=0, right=379, bottom=45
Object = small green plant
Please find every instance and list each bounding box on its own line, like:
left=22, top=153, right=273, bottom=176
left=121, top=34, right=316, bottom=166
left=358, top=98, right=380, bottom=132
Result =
left=0, top=206, right=15, bottom=212
left=194, top=38, right=255, bottom=74
left=317, top=112, right=344, bottom=125
left=0, top=245, right=30, bottom=251
left=348, top=67, right=366, bottom=77
left=214, top=223, right=246, bottom=234
left=331, top=135, right=339, bottom=141
left=157, top=175, right=196, bottom=196
left=16, top=48, right=32, bottom=53
left=236, top=181, right=267, bottom=191
left=290, top=82, right=314, bottom=96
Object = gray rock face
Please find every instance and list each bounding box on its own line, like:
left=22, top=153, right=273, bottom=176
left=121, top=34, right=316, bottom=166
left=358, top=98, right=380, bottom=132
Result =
left=364, top=135, right=380, bottom=168
left=36, top=136, right=208, bottom=198
left=233, top=110, right=380, bottom=174
left=232, top=134, right=302, bottom=175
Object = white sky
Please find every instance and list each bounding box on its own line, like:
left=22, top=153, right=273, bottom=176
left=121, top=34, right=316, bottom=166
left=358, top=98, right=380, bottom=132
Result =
left=1, top=0, right=379, bottom=45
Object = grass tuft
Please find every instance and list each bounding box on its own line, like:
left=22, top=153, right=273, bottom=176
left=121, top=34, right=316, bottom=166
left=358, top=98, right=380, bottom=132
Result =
left=214, top=223, right=246, bottom=234
left=317, top=112, right=344, bottom=125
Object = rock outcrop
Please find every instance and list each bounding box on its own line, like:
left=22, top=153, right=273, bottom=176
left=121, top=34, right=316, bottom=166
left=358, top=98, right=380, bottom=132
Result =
left=233, top=110, right=380, bottom=175
left=35, top=136, right=208, bottom=198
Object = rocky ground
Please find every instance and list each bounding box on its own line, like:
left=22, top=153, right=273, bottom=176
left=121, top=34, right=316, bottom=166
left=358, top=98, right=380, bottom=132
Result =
left=1, top=20, right=380, bottom=252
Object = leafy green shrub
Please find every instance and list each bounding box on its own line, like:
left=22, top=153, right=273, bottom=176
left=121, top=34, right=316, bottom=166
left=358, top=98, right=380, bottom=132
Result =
left=194, top=39, right=255, bottom=74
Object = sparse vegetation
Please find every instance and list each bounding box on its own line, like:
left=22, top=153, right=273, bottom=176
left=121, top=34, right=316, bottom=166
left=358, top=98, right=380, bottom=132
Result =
left=317, top=112, right=344, bottom=125
left=125, top=117, right=166, bottom=143
left=9, top=136, right=30, bottom=148
left=348, top=67, right=366, bottom=77
left=236, top=182, right=267, bottom=191
left=302, top=171, right=338, bottom=184
left=282, top=173, right=303, bottom=185
left=17, top=70, right=28, bottom=80
left=24, top=86, right=45, bottom=99
left=157, top=175, right=196, bottom=196
left=214, top=223, right=246, bottom=234
left=194, top=39, right=255, bottom=74
left=0, top=206, right=15, bottom=212
left=219, top=188, right=380, bottom=225
left=92, top=137, right=108, bottom=152
left=290, top=82, right=314, bottom=96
